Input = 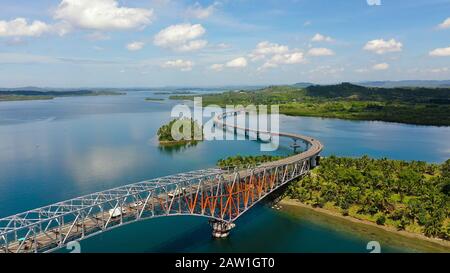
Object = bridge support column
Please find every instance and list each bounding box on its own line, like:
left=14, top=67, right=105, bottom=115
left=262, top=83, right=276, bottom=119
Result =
left=209, top=220, right=236, bottom=238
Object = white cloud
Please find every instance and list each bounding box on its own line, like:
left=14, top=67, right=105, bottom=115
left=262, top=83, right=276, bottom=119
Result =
left=210, top=64, right=224, bottom=71
left=311, top=33, right=334, bottom=42
left=154, top=23, right=207, bottom=52
left=429, top=46, right=450, bottom=57
left=307, top=47, right=335, bottom=56
left=226, top=57, right=248, bottom=68
left=249, top=41, right=306, bottom=71
left=186, top=2, right=218, bottom=19
left=438, top=17, right=450, bottom=29
left=162, top=59, right=194, bottom=71
left=54, top=0, right=154, bottom=31
left=0, top=18, right=52, bottom=37
left=259, top=52, right=304, bottom=70
left=249, top=41, right=289, bottom=61
left=372, top=63, right=389, bottom=70
left=126, top=41, right=145, bottom=51
left=363, top=39, right=402, bottom=54
left=176, top=40, right=208, bottom=52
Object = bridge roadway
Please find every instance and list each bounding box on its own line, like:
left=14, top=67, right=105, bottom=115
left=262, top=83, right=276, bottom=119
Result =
left=0, top=111, right=323, bottom=253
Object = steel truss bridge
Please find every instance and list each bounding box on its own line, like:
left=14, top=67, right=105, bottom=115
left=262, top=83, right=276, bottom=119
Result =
left=0, top=111, right=323, bottom=253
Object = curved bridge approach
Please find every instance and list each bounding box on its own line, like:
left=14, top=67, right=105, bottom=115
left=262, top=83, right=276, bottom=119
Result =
left=0, top=111, right=323, bottom=253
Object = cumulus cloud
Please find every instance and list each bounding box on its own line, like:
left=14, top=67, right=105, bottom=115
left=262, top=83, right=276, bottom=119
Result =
left=372, top=63, right=389, bottom=70
left=126, top=41, right=145, bottom=51
left=54, top=0, right=154, bottom=31
left=162, top=59, right=194, bottom=71
left=154, top=23, right=207, bottom=52
left=259, top=52, right=304, bottom=70
left=248, top=41, right=306, bottom=70
left=307, top=47, right=335, bottom=57
left=311, top=33, right=334, bottom=42
left=226, top=57, right=248, bottom=68
left=210, top=63, right=224, bottom=71
left=438, top=17, right=450, bottom=29
left=363, top=38, right=402, bottom=54
left=186, top=2, right=218, bottom=19
left=0, top=18, right=55, bottom=37
left=429, top=46, right=450, bottom=57
left=249, top=41, right=289, bottom=61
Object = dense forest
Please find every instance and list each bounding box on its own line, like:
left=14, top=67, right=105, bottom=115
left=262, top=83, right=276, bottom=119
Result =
left=306, top=83, right=450, bottom=104
left=288, top=156, right=450, bottom=240
left=170, top=83, right=450, bottom=126
left=157, top=118, right=203, bottom=144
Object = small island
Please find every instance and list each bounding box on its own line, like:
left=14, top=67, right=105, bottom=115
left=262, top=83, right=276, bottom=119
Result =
left=0, top=89, right=124, bottom=102
left=157, top=118, right=204, bottom=146
left=145, top=97, right=165, bottom=102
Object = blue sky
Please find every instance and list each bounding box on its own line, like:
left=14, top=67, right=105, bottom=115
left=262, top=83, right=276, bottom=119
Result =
left=0, top=0, right=449, bottom=87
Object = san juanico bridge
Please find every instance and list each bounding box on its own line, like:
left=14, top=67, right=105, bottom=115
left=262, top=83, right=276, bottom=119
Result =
left=0, top=111, right=323, bottom=253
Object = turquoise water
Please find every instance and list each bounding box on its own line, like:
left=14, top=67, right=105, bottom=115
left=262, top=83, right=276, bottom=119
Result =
left=0, top=91, right=449, bottom=253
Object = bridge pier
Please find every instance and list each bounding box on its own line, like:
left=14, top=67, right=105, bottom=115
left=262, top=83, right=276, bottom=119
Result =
left=209, top=220, right=236, bottom=238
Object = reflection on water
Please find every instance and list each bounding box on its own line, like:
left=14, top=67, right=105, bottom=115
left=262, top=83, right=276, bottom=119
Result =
left=0, top=91, right=449, bottom=253
left=158, top=141, right=200, bottom=154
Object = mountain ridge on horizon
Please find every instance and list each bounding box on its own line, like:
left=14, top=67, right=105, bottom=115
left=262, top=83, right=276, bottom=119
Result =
left=2, top=80, right=450, bottom=91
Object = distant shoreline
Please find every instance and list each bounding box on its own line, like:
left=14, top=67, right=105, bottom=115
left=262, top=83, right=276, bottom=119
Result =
left=279, top=198, right=450, bottom=251
left=0, top=91, right=124, bottom=102
left=158, top=140, right=200, bottom=146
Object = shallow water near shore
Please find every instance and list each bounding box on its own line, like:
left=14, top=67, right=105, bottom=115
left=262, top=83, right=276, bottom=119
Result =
left=278, top=202, right=450, bottom=253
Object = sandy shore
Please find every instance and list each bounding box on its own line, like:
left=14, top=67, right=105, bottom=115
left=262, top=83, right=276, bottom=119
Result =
left=279, top=198, right=450, bottom=251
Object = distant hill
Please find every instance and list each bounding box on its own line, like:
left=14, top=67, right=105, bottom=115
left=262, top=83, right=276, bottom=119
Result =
left=305, top=82, right=450, bottom=104
left=292, top=82, right=315, bottom=88
left=358, top=80, right=450, bottom=88
left=0, top=90, right=100, bottom=96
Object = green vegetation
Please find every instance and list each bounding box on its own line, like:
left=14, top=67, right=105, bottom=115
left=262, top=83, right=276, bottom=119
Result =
left=0, top=95, right=54, bottom=101
left=0, top=90, right=124, bottom=102
left=170, top=83, right=450, bottom=126
left=145, top=97, right=165, bottom=101
left=157, top=118, right=203, bottom=145
left=217, top=154, right=287, bottom=169
left=287, top=156, right=450, bottom=240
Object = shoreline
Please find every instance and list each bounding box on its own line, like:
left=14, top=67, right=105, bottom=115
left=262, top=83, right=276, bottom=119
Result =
left=158, top=140, right=201, bottom=146
left=279, top=198, right=450, bottom=251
